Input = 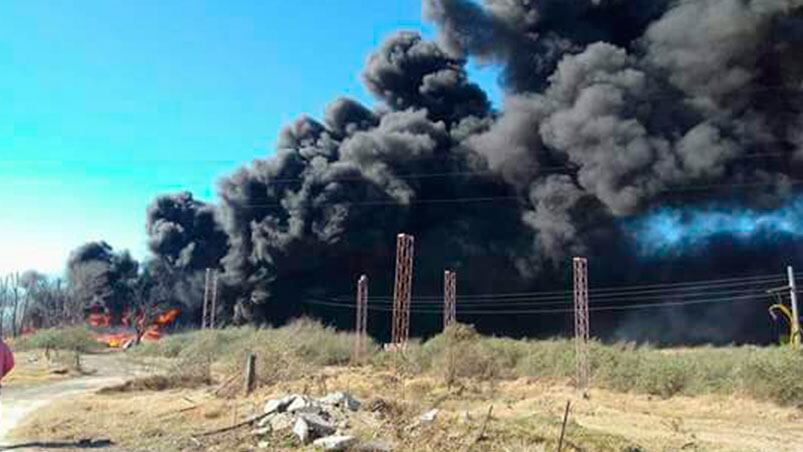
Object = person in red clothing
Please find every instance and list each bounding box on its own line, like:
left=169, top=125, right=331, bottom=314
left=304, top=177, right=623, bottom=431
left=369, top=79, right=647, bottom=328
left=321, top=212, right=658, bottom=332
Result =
left=0, top=338, right=14, bottom=390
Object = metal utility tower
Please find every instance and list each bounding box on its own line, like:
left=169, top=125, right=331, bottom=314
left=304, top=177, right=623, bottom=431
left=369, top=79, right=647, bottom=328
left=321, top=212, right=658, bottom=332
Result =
left=573, top=257, right=590, bottom=389
left=391, top=234, right=414, bottom=348
left=443, top=270, right=457, bottom=330
left=766, top=265, right=801, bottom=348
left=787, top=266, right=801, bottom=348
left=202, top=268, right=218, bottom=329
left=354, top=274, right=369, bottom=360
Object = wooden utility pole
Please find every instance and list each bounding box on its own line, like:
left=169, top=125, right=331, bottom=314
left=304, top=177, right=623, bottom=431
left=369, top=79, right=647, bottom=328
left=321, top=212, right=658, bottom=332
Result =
left=354, top=274, right=368, bottom=361
left=201, top=269, right=218, bottom=329
left=202, top=268, right=210, bottom=329
left=391, top=234, right=414, bottom=348
left=210, top=271, right=218, bottom=329
left=787, top=266, right=800, bottom=348
left=573, top=257, right=590, bottom=389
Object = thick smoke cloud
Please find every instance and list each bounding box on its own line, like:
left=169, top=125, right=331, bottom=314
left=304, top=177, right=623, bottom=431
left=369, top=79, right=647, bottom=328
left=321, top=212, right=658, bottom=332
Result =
left=423, top=0, right=670, bottom=92
left=144, top=192, right=230, bottom=320
left=440, top=0, right=803, bottom=260
left=363, top=31, right=490, bottom=124
left=145, top=0, right=803, bottom=343
left=216, top=31, right=536, bottom=326
left=146, top=192, right=228, bottom=272
left=67, top=241, right=138, bottom=322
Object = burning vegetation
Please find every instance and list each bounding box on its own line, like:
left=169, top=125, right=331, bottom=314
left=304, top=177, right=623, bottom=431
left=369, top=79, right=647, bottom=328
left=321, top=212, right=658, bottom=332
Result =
left=86, top=305, right=181, bottom=348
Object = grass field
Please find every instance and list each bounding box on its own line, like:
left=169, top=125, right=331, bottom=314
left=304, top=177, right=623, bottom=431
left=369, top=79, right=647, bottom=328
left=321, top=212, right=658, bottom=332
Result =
left=128, top=320, right=803, bottom=407
left=7, top=321, right=803, bottom=451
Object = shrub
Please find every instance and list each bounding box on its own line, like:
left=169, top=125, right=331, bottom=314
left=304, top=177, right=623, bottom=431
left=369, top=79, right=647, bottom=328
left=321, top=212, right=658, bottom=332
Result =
left=131, top=319, right=803, bottom=407
left=417, top=324, right=504, bottom=384
left=14, top=326, right=101, bottom=354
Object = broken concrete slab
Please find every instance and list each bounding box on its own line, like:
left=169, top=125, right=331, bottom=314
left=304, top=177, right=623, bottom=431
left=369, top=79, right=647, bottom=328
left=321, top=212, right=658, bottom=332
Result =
left=287, top=395, right=321, bottom=414
left=264, top=394, right=300, bottom=415
left=313, top=434, right=356, bottom=451
left=319, top=391, right=362, bottom=411
left=268, top=412, right=295, bottom=432
left=293, top=417, right=312, bottom=444
left=298, top=413, right=336, bottom=436
left=293, top=413, right=336, bottom=444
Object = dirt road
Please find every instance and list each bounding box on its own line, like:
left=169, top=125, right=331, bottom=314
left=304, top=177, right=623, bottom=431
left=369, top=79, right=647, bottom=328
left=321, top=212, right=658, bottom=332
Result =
left=0, top=353, right=150, bottom=450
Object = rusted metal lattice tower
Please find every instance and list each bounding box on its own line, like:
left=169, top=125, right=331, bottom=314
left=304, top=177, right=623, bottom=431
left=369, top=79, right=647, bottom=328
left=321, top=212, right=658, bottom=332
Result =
left=354, top=274, right=369, bottom=360
left=201, top=268, right=217, bottom=329
left=573, top=257, right=590, bottom=389
left=443, top=270, right=457, bottom=330
left=391, top=234, right=414, bottom=348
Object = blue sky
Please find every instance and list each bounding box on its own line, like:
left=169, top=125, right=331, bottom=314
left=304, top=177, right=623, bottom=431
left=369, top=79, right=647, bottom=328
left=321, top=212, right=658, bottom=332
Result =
left=0, top=1, right=502, bottom=275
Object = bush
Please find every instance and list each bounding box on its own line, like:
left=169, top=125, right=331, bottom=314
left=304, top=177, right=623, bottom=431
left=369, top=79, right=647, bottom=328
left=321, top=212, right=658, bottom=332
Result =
left=134, top=319, right=372, bottom=389
left=133, top=319, right=803, bottom=407
left=413, top=324, right=506, bottom=384
left=14, top=326, right=101, bottom=354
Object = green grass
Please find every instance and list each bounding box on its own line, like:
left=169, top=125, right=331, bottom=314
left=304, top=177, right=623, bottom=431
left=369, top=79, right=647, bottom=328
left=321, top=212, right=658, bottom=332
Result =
left=13, top=326, right=102, bottom=354
left=132, top=321, right=803, bottom=407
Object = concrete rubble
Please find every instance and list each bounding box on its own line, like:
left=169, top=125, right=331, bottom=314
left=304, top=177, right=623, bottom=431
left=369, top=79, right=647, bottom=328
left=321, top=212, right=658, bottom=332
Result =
left=252, top=391, right=390, bottom=450
left=313, top=434, right=357, bottom=451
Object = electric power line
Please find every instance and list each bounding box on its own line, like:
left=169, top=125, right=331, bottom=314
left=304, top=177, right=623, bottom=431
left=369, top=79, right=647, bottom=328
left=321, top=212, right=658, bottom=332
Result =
left=238, top=179, right=803, bottom=208
left=302, top=292, right=771, bottom=315
left=331, top=272, right=793, bottom=303
left=334, top=287, right=779, bottom=308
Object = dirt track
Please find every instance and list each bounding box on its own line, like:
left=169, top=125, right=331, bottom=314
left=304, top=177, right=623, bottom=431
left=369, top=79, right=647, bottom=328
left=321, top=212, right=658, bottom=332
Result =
left=0, top=353, right=149, bottom=450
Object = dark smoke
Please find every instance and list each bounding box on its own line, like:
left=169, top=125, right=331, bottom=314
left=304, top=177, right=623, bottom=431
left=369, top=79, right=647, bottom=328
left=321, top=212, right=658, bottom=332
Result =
left=66, top=241, right=138, bottom=322
left=146, top=191, right=228, bottom=272
left=137, top=0, right=803, bottom=344
left=145, top=192, right=229, bottom=317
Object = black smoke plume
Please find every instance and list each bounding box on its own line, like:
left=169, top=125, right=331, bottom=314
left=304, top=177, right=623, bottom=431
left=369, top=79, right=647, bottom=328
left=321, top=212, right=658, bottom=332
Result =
left=67, top=241, right=139, bottom=323
left=146, top=192, right=229, bottom=272
left=144, top=192, right=229, bottom=318
left=145, top=0, right=803, bottom=344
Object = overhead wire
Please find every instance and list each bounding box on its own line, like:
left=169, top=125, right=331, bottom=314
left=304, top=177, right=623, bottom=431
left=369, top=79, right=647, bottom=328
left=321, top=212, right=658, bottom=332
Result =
left=302, top=292, right=771, bottom=315
left=330, top=272, right=793, bottom=303
left=330, top=287, right=780, bottom=308
left=309, top=271, right=793, bottom=314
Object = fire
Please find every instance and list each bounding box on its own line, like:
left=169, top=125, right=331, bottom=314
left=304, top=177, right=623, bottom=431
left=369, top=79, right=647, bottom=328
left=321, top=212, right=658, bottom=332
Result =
left=87, top=307, right=181, bottom=348
left=87, top=312, right=111, bottom=328
left=155, top=308, right=180, bottom=326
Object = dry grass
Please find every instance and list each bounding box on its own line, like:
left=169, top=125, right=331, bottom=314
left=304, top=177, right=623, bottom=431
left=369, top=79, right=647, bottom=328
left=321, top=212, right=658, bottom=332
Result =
left=8, top=387, right=259, bottom=452
left=10, top=322, right=803, bottom=451
left=1, top=351, right=71, bottom=387
left=129, top=322, right=803, bottom=407
left=11, top=361, right=803, bottom=452
left=99, top=373, right=213, bottom=393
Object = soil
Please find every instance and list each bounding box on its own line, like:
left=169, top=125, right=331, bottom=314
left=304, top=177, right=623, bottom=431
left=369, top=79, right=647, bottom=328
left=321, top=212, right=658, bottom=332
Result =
left=7, top=361, right=803, bottom=451
left=0, top=352, right=155, bottom=450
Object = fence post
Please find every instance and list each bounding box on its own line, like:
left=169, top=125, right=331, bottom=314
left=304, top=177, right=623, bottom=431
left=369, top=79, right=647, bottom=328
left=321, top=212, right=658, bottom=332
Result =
left=244, top=353, right=256, bottom=395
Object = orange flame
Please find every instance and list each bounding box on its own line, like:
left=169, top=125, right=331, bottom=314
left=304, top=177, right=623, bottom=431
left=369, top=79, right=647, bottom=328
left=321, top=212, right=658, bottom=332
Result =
left=154, top=308, right=180, bottom=327
left=87, top=313, right=111, bottom=328
left=88, top=307, right=181, bottom=348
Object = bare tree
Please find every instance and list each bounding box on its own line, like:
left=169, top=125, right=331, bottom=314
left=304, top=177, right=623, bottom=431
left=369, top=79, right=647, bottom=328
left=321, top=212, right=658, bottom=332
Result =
left=0, top=275, right=9, bottom=337
left=19, top=272, right=75, bottom=329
